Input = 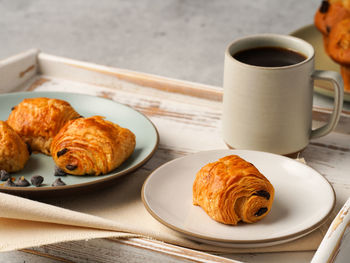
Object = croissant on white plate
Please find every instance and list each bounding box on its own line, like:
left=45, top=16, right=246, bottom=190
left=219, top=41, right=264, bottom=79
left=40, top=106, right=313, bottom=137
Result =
left=193, top=155, right=275, bottom=225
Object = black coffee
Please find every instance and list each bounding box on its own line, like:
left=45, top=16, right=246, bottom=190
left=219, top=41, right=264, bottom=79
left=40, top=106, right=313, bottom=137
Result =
left=233, top=47, right=307, bottom=67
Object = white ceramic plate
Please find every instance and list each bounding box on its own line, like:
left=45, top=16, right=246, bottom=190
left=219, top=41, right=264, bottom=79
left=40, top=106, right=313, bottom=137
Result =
left=142, top=149, right=335, bottom=248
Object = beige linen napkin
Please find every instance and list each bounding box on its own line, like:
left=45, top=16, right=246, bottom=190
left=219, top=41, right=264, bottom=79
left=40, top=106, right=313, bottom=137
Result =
left=0, top=159, right=332, bottom=253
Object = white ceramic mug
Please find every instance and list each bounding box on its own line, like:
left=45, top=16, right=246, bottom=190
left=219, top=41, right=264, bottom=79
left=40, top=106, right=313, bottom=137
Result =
left=222, top=34, right=344, bottom=155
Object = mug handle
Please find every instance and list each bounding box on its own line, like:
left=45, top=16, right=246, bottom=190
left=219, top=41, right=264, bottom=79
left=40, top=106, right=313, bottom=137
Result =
left=310, top=70, right=344, bottom=139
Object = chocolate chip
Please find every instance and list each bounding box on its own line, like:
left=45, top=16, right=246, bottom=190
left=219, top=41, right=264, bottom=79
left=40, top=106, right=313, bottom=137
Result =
left=319, top=1, right=329, bottom=13
left=326, top=26, right=331, bottom=34
left=25, top=142, right=32, bottom=155
left=31, top=175, right=44, bottom=187
left=66, top=164, right=77, bottom=171
left=57, top=148, right=68, bottom=158
left=253, top=190, right=270, bottom=200
left=11, top=106, right=15, bottom=111
left=0, top=170, right=10, bottom=181
left=16, top=176, right=30, bottom=187
left=255, top=207, right=268, bottom=217
left=54, top=166, right=67, bottom=176
left=52, top=178, right=66, bottom=186
left=4, top=178, right=16, bottom=187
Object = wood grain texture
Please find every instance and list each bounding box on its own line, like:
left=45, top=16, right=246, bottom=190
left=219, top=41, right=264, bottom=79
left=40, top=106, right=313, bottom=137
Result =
left=22, top=73, right=350, bottom=262
left=1, top=51, right=348, bottom=262
left=25, top=238, right=241, bottom=263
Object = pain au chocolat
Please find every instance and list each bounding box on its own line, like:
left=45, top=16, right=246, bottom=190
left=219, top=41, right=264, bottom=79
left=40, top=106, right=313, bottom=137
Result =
left=314, top=0, right=350, bottom=91
left=51, top=116, right=136, bottom=176
left=193, top=155, right=274, bottom=225
left=7, top=97, right=80, bottom=155
left=0, top=121, right=30, bottom=172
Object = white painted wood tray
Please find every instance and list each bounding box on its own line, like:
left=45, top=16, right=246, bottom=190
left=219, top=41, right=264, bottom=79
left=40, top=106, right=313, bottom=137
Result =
left=1, top=49, right=350, bottom=263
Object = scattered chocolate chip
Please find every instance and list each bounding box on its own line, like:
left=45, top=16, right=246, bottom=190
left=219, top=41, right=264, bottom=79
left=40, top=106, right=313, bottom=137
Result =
left=66, top=164, right=77, bottom=171
left=11, top=106, right=15, bottom=111
left=326, top=26, right=331, bottom=34
left=255, top=207, right=268, bottom=217
left=16, top=176, right=30, bottom=187
left=0, top=170, right=10, bottom=181
left=25, top=142, right=32, bottom=155
left=319, top=0, right=329, bottom=13
left=52, top=178, right=66, bottom=186
left=31, top=175, right=44, bottom=187
left=54, top=166, right=67, bottom=176
left=4, top=178, right=16, bottom=187
left=253, top=190, right=270, bottom=200
left=57, top=148, right=68, bottom=158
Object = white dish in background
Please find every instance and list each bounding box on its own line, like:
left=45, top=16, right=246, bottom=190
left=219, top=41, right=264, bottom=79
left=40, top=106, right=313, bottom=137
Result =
left=142, top=149, right=335, bottom=248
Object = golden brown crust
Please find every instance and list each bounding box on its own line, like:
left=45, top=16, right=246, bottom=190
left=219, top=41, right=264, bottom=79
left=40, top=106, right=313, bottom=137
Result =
left=314, top=2, right=350, bottom=37
left=0, top=121, right=30, bottom=172
left=7, top=97, right=80, bottom=155
left=193, top=155, right=275, bottom=225
left=328, top=18, right=350, bottom=65
left=50, top=116, right=136, bottom=176
left=340, top=65, right=350, bottom=91
left=315, top=0, right=350, bottom=91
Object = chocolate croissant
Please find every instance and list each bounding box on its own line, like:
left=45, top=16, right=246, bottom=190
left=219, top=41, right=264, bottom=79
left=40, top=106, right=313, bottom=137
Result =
left=51, top=116, right=136, bottom=176
left=328, top=18, right=350, bottom=65
left=7, top=97, right=80, bottom=155
left=0, top=121, right=30, bottom=172
left=314, top=1, right=350, bottom=38
left=315, top=0, right=350, bottom=91
left=193, top=155, right=274, bottom=225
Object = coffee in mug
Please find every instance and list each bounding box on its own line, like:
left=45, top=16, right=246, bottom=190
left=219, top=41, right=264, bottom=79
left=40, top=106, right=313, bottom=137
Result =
left=233, top=46, right=306, bottom=67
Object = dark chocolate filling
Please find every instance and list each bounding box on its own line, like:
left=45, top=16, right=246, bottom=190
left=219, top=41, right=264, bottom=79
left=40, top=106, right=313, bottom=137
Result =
left=66, top=164, right=77, bottom=171
left=255, top=207, right=268, bottom=217
left=57, top=148, right=68, bottom=158
left=253, top=190, right=270, bottom=200
left=319, top=0, right=329, bottom=13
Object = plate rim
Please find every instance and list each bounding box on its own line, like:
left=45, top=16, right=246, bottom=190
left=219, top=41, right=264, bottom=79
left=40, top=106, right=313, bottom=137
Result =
left=141, top=149, right=335, bottom=245
left=0, top=91, right=159, bottom=193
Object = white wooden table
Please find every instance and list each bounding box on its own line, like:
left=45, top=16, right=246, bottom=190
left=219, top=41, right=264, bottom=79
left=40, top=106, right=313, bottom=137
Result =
left=0, top=50, right=349, bottom=262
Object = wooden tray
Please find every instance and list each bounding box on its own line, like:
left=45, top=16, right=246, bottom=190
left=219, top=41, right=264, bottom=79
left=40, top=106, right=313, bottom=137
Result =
left=1, top=49, right=350, bottom=263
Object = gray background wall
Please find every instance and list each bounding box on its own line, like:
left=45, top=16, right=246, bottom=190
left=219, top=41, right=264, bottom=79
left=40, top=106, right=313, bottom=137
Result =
left=0, top=0, right=320, bottom=86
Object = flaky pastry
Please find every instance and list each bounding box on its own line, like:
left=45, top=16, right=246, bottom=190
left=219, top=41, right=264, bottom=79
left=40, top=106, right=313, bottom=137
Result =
left=315, top=0, right=350, bottom=91
left=7, top=97, right=80, bottom=155
left=0, top=121, right=30, bottom=172
left=51, top=116, right=136, bottom=176
left=193, top=155, right=275, bottom=225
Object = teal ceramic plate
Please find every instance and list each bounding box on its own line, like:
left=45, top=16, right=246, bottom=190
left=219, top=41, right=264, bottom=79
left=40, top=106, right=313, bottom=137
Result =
left=0, top=91, right=159, bottom=196
left=290, top=24, right=350, bottom=102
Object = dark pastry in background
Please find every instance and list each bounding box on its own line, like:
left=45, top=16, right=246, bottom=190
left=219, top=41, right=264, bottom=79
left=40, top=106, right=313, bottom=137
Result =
left=315, top=0, right=350, bottom=91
